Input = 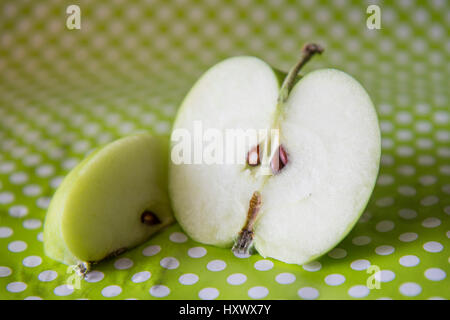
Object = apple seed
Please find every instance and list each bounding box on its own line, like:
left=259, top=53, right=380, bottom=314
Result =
left=247, top=145, right=261, bottom=166
left=270, top=144, right=288, bottom=174
left=141, top=210, right=161, bottom=226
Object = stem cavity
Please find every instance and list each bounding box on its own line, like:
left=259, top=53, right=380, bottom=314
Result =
left=278, top=43, right=324, bottom=104
left=232, top=191, right=262, bottom=255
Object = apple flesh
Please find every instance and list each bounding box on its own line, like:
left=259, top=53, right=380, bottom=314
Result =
left=44, top=133, right=173, bottom=270
left=169, top=46, right=380, bottom=264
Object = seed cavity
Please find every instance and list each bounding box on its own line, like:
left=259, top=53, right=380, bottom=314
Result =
left=141, top=211, right=161, bottom=226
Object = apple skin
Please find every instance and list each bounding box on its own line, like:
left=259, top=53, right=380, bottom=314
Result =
left=168, top=56, right=381, bottom=265
left=43, top=133, right=174, bottom=266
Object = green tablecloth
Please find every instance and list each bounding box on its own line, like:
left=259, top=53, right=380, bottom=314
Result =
left=0, top=0, right=448, bottom=300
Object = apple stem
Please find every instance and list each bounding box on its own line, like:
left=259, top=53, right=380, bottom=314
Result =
left=75, top=261, right=91, bottom=278
left=278, top=43, right=324, bottom=103
left=232, top=191, right=262, bottom=255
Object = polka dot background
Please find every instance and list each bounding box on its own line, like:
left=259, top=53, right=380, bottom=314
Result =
left=0, top=0, right=449, bottom=300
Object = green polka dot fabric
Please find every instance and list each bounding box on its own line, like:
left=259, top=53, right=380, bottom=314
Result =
left=0, top=0, right=449, bottom=300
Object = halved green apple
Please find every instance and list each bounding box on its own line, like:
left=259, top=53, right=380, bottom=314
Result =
left=169, top=44, right=381, bottom=265
left=43, top=133, right=173, bottom=272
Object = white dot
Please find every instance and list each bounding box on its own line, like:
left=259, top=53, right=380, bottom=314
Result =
left=398, top=186, right=416, bottom=197
left=102, top=285, right=122, bottom=297
left=187, top=246, right=206, bottom=258
left=23, top=256, right=42, bottom=267
left=36, top=164, right=54, bottom=177
left=421, top=195, right=439, bottom=206
left=375, top=197, right=394, bottom=207
left=23, top=184, right=41, bottom=196
left=50, top=177, right=63, bottom=189
left=131, top=271, right=151, bottom=283
left=38, top=270, right=57, bottom=282
left=399, top=255, right=420, bottom=267
left=328, top=248, right=347, bottom=259
left=62, top=158, right=78, bottom=170
left=142, top=245, right=161, bottom=256
left=8, top=240, right=27, bottom=252
left=10, top=172, right=28, bottom=184
left=0, top=227, right=13, bottom=238
left=399, top=232, right=418, bottom=242
left=7, top=282, right=27, bottom=293
left=399, top=209, right=418, bottom=221
left=233, top=251, right=251, bottom=258
left=150, top=285, right=170, bottom=298
left=199, top=287, right=219, bottom=300
left=351, top=259, right=371, bottom=271
left=376, top=220, right=395, bottom=232
left=352, top=235, right=372, bottom=246
left=227, top=273, right=247, bottom=285
left=423, top=241, right=443, bottom=253
left=248, top=286, right=269, bottom=299
left=114, top=258, right=133, bottom=270
left=37, top=232, right=43, bottom=242
left=0, top=266, right=12, bottom=277
left=169, top=232, right=188, bottom=243
left=54, top=284, right=74, bottom=296
left=375, top=270, right=396, bottom=283
left=23, top=218, right=42, bottom=229
left=9, top=205, right=28, bottom=218
left=84, top=271, right=104, bottom=283
left=418, top=155, right=436, bottom=166
left=298, top=287, right=319, bottom=300
left=377, top=174, right=394, bottom=185
left=325, top=274, right=345, bottom=286
left=419, top=175, right=437, bottom=186
left=254, top=259, right=274, bottom=271
left=24, top=296, right=43, bottom=300
left=207, top=259, right=226, bottom=272
left=302, top=261, right=322, bottom=272
left=0, top=161, right=15, bottom=173
left=358, top=211, right=372, bottom=223
left=397, top=165, right=415, bottom=176
left=375, top=245, right=395, bottom=255
left=444, top=206, right=450, bottom=215
left=348, top=285, right=370, bottom=298
left=23, top=154, right=41, bottom=166
left=424, top=268, right=446, bottom=281
left=428, top=296, right=445, bottom=300
left=179, top=273, right=199, bottom=285
left=36, top=197, right=51, bottom=209
left=160, top=257, right=179, bottom=270
left=275, top=273, right=296, bottom=284
left=399, top=282, right=421, bottom=297
left=422, top=217, right=441, bottom=228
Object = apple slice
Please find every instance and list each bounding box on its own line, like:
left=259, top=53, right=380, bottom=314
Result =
left=44, top=133, right=173, bottom=272
left=169, top=44, right=380, bottom=265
